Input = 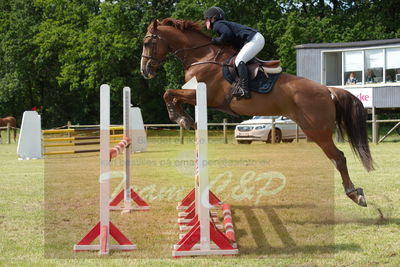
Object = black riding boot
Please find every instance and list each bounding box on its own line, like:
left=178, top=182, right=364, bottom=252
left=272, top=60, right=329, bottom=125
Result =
left=232, top=61, right=251, bottom=100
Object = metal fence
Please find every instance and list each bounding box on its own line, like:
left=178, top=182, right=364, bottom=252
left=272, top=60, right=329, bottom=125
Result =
left=2, top=118, right=400, bottom=145
left=61, top=118, right=304, bottom=145
left=64, top=118, right=400, bottom=144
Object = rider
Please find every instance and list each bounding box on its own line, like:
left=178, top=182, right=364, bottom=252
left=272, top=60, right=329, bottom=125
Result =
left=204, top=7, right=265, bottom=100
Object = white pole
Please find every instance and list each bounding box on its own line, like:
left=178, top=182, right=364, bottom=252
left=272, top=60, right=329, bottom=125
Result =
left=173, top=78, right=238, bottom=256
left=74, top=84, right=136, bottom=253
left=7, top=123, right=11, bottom=144
left=196, top=82, right=210, bottom=251
left=123, top=87, right=132, bottom=207
left=100, top=84, right=111, bottom=255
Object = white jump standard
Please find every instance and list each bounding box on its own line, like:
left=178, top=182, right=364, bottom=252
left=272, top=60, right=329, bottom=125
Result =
left=172, top=79, right=239, bottom=257
left=73, top=85, right=148, bottom=255
left=109, top=87, right=150, bottom=212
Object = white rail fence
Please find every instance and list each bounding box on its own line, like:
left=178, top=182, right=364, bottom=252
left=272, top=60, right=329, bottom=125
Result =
left=54, top=119, right=306, bottom=144
left=3, top=119, right=400, bottom=145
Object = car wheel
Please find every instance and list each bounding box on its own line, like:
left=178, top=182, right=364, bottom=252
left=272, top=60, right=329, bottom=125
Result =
left=282, top=139, right=294, bottom=143
left=266, top=129, right=282, bottom=143
left=237, top=140, right=252, bottom=144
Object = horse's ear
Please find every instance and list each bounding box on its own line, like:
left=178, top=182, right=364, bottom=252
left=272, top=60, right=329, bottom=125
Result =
left=152, top=19, right=159, bottom=30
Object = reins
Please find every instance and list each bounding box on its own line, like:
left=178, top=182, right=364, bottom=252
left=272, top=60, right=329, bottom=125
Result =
left=141, top=33, right=226, bottom=70
left=188, top=48, right=226, bottom=68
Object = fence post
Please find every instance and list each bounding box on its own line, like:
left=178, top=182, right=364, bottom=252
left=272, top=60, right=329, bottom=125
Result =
left=372, top=107, right=378, bottom=144
left=295, top=124, right=299, bottom=143
left=67, top=121, right=72, bottom=143
left=375, top=115, right=380, bottom=143
left=7, top=123, right=11, bottom=144
left=180, top=125, right=184, bottom=144
left=223, top=118, right=228, bottom=144
left=271, top=118, right=276, bottom=144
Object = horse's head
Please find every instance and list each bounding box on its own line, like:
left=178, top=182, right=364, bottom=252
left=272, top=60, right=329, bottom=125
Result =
left=141, top=20, right=172, bottom=79
left=141, top=19, right=212, bottom=79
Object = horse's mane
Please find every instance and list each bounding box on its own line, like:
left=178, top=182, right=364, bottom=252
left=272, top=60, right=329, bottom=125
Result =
left=148, top=18, right=210, bottom=38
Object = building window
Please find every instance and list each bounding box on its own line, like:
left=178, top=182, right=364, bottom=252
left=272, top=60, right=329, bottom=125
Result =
left=344, top=51, right=363, bottom=85
left=365, top=49, right=384, bottom=83
left=323, top=52, right=342, bottom=86
left=322, top=46, right=400, bottom=86
left=385, top=48, right=400, bottom=82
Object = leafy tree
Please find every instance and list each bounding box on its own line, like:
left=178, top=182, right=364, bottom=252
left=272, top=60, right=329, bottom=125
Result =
left=0, top=0, right=41, bottom=122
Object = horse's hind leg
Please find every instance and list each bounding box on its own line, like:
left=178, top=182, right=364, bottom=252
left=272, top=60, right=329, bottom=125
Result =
left=163, top=89, right=196, bottom=129
left=303, top=129, right=367, bottom=207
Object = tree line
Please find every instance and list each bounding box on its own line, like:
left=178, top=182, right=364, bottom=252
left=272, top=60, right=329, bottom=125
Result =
left=1, top=0, right=399, bottom=128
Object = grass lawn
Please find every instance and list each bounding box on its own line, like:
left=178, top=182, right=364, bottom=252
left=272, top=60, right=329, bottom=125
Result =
left=0, top=136, right=399, bottom=266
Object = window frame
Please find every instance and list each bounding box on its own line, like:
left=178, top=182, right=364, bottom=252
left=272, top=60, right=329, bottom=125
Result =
left=321, top=45, right=400, bottom=87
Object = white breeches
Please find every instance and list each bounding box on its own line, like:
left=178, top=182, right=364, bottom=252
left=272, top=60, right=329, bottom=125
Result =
left=235, top=32, right=265, bottom=66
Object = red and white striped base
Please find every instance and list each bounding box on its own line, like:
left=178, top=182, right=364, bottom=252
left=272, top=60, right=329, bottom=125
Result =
left=73, top=221, right=136, bottom=253
left=109, top=188, right=150, bottom=211
left=172, top=189, right=238, bottom=257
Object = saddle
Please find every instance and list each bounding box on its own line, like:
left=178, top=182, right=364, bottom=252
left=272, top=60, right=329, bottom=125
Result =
left=223, top=55, right=282, bottom=94
left=226, top=56, right=281, bottom=80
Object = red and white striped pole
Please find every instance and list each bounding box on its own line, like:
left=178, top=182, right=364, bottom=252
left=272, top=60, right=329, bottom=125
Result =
left=172, top=78, right=238, bottom=257
left=108, top=86, right=149, bottom=212
left=109, top=137, right=131, bottom=160
left=222, top=204, right=236, bottom=243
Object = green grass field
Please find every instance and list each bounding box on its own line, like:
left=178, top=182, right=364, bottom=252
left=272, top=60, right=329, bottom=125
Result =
left=0, top=136, right=399, bottom=266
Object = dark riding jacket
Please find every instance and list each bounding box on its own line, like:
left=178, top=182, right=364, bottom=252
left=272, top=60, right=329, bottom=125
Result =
left=211, top=20, right=258, bottom=50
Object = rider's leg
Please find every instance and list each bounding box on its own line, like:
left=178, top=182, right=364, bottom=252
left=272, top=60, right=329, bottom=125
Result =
left=233, top=33, right=265, bottom=99
left=234, top=61, right=250, bottom=98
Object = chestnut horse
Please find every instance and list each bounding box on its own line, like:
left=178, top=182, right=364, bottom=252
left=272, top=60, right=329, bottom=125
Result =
left=0, top=116, right=17, bottom=143
left=140, top=18, right=373, bottom=207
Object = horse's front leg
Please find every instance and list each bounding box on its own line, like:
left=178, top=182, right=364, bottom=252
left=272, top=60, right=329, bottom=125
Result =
left=163, top=89, right=196, bottom=130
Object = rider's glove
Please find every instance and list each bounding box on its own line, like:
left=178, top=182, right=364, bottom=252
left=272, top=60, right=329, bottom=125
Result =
left=211, top=37, right=221, bottom=45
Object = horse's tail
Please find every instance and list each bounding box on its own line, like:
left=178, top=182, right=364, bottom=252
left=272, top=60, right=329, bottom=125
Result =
left=329, top=87, right=374, bottom=172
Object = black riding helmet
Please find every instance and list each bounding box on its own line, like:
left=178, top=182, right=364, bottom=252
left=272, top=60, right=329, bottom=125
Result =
left=204, top=7, right=225, bottom=20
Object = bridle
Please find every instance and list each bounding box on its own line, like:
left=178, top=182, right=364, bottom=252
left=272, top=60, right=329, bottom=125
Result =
left=141, top=31, right=224, bottom=69
left=141, top=33, right=168, bottom=65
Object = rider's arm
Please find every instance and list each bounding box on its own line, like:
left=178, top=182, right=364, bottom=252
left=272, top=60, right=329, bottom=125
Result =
left=212, top=21, right=233, bottom=45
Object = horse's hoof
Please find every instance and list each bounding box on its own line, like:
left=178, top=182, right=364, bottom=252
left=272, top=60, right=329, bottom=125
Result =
left=177, top=117, right=194, bottom=130
left=346, top=187, right=367, bottom=207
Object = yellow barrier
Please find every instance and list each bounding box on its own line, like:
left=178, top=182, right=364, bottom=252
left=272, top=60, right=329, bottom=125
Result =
left=44, top=139, right=120, bottom=147
left=43, top=149, right=100, bottom=156
left=42, top=129, right=75, bottom=134
left=42, top=127, right=125, bottom=156
left=43, top=134, right=124, bottom=142
left=42, top=126, right=123, bottom=134
left=43, top=151, right=76, bottom=155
